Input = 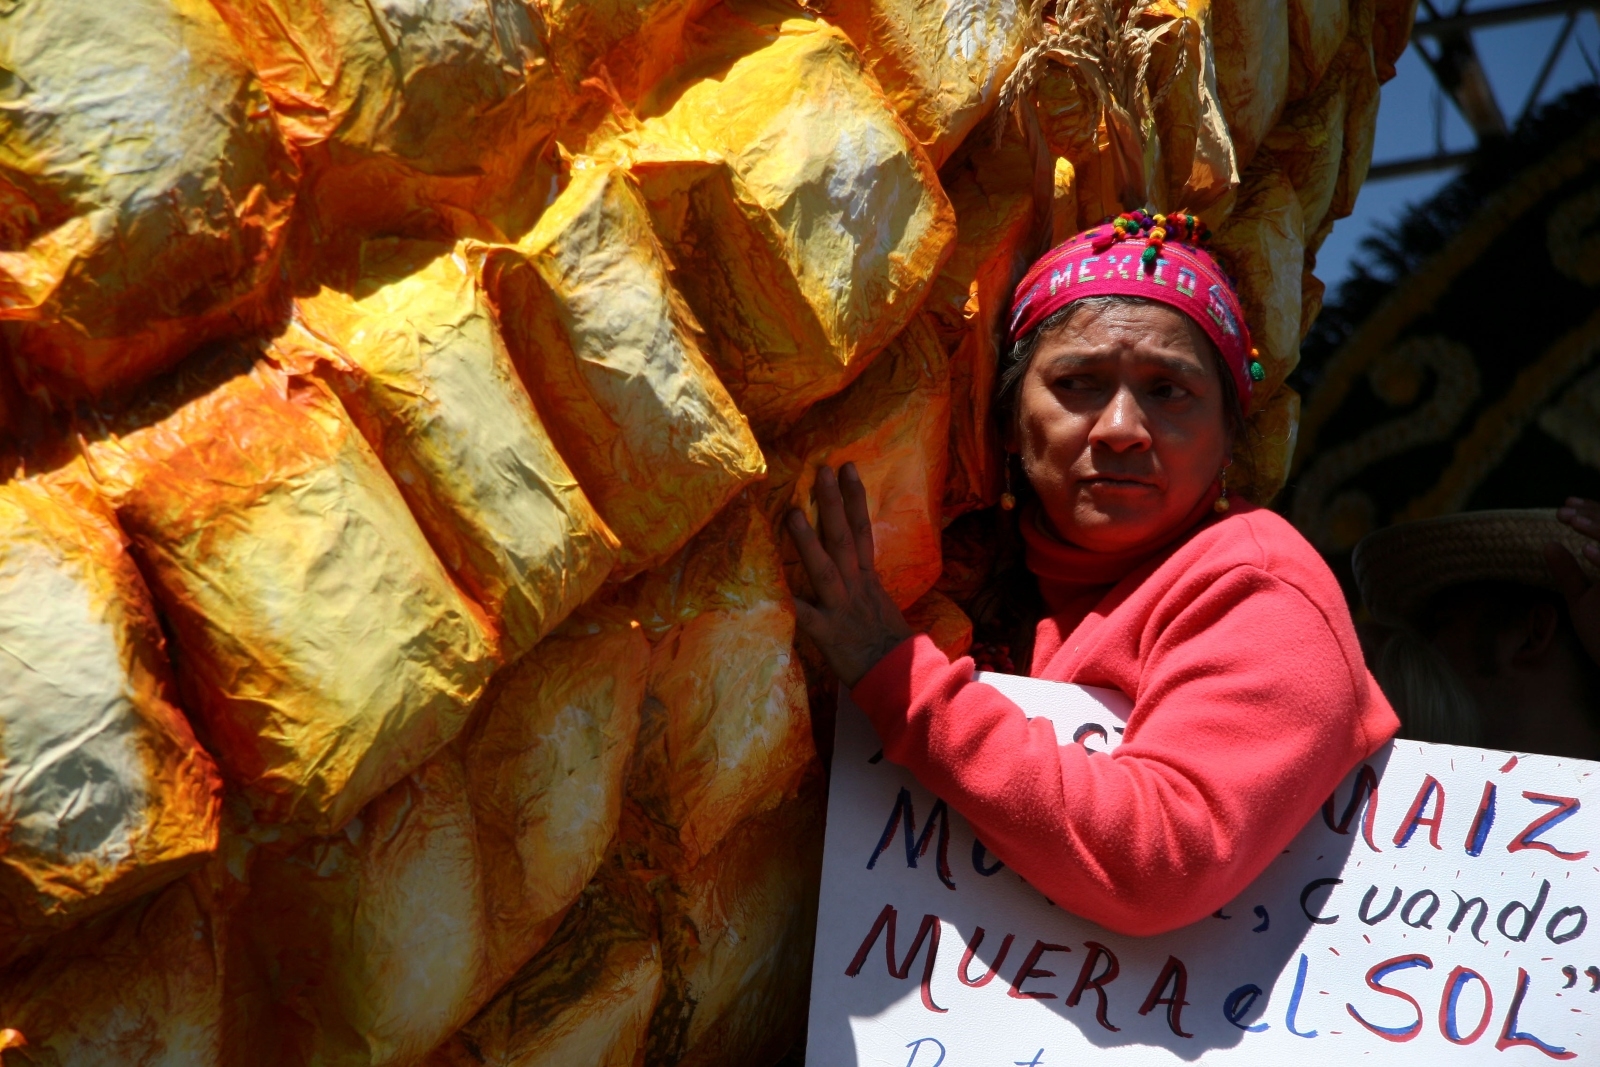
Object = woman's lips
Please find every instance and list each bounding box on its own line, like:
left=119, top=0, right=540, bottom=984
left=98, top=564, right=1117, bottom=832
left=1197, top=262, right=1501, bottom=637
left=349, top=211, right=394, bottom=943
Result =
left=1080, top=476, right=1158, bottom=490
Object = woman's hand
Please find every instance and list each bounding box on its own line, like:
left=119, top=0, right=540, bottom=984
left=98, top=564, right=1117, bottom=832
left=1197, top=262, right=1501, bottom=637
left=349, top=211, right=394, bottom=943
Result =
left=1549, top=496, right=1600, bottom=668
left=788, top=463, right=914, bottom=688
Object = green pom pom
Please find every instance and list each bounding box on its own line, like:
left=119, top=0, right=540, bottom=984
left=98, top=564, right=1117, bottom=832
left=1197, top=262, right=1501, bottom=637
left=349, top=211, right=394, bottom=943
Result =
left=1141, top=245, right=1158, bottom=263
left=1249, top=360, right=1266, bottom=382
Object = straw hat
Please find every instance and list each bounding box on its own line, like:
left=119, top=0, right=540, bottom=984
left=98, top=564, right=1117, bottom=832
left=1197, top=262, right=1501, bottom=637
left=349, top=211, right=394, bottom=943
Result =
left=1352, top=509, right=1600, bottom=625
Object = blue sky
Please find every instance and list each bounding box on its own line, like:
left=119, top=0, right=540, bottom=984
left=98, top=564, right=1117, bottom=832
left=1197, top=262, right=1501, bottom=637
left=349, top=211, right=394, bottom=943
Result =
left=1314, top=5, right=1600, bottom=298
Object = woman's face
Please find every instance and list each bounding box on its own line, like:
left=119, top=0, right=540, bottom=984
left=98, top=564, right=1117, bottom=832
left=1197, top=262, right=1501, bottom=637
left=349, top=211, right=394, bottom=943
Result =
left=1011, top=300, right=1233, bottom=554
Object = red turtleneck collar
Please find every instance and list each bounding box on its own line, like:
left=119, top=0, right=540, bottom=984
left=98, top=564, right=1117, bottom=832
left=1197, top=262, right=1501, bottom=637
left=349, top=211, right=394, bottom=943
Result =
left=1021, top=484, right=1228, bottom=613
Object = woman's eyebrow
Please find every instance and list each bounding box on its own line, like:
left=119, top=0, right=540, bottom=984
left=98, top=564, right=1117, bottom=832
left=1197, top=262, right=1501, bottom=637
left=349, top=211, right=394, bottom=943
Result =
left=1041, top=350, right=1208, bottom=378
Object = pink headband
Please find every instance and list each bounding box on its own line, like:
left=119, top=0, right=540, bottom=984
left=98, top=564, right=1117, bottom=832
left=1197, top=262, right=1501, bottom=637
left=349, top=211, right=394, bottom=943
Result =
left=1008, top=212, right=1262, bottom=407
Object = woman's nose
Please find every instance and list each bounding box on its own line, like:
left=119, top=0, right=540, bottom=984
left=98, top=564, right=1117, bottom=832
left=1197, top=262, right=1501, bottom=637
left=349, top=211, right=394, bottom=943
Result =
left=1088, top=385, right=1152, bottom=452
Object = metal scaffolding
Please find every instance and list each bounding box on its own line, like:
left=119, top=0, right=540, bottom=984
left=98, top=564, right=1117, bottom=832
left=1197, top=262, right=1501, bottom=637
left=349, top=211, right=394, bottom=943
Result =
left=1367, top=0, right=1600, bottom=179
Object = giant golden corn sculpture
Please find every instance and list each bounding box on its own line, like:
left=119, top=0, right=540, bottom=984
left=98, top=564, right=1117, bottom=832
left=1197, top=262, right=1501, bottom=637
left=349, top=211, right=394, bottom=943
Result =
left=0, top=0, right=1412, bottom=1062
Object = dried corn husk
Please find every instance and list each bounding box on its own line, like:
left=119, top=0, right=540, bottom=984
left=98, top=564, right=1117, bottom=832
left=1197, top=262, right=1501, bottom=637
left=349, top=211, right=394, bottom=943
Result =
left=1140, top=0, right=1239, bottom=215
left=1017, top=0, right=1236, bottom=223
left=84, top=352, right=495, bottom=833
left=765, top=315, right=952, bottom=609
left=1211, top=157, right=1305, bottom=500
left=425, top=854, right=662, bottom=1067
left=281, top=239, right=619, bottom=661
left=620, top=496, right=817, bottom=869
left=237, top=618, right=645, bottom=1067
left=612, top=18, right=957, bottom=429
left=1211, top=0, right=1289, bottom=172
left=819, top=0, right=1030, bottom=167
left=1371, top=0, right=1420, bottom=81
left=0, top=476, right=220, bottom=963
left=1265, top=36, right=1380, bottom=253
left=1243, top=384, right=1302, bottom=505
left=0, top=0, right=296, bottom=400
left=924, top=136, right=1042, bottom=518
left=1211, top=157, right=1305, bottom=400
left=646, top=785, right=824, bottom=1067
left=208, top=0, right=559, bottom=264
left=481, top=164, right=764, bottom=574
left=0, top=868, right=232, bottom=1066
left=1052, top=156, right=1082, bottom=243
left=1287, top=0, right=1349, bottom=100
left=1318, top=36, right=1381, bottom=249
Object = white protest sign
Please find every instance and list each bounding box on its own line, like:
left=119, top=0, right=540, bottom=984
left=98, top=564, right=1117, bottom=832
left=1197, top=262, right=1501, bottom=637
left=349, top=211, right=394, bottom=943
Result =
left=804, top=673, right=1600, bottom=1065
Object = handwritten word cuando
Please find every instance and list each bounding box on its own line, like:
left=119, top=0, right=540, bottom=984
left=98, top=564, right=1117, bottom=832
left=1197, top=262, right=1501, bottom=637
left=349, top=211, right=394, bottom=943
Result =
left=805, top=676, right=1598, bottom=1065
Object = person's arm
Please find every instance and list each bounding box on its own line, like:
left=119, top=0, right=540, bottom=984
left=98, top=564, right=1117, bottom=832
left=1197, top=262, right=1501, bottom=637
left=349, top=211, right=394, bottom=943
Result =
left=1550, top=496, right=1600, bottom=668
left=789, top=466, right=1389, bottom=935
left=851, top=565, right=1384, bottom=936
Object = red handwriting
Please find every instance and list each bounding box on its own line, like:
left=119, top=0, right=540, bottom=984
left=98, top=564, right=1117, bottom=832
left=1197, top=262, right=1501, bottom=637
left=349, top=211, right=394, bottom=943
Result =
left=1393, top=775, right=1445, bottom=850
left=956, top=927, right=1013, bottom=988
left=1137, top=956, right=1193, bottom=1038
left=1065, top=941, right=1121, bottom=1033
left=844, top=904, right=946, bottom=1013
left=1507, top=793, right=1590, bottom=861
left=1323, top=771, right=1589, bottom=861
left=1007, top=941, right=1071, bottom=1000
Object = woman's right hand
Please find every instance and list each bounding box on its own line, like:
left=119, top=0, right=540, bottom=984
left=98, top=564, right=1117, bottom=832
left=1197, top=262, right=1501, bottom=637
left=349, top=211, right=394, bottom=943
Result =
left=787, top=463, right=914, bottom=689
left=1549, top=496, right=1600, bottom=668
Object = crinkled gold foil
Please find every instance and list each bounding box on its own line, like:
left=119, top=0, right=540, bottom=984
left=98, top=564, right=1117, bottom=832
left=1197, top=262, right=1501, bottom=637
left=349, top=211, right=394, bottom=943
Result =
left=425, top=854, right=662, bottom=1067
left=616, top=496, right=817, bottom=869
left=240, top=751, right=492, bottom=1067
left=282, top=239, right=619, bottom=661
left=461, top=618, right=649, bottom=985
left=765, top=314, right=952, bottom=609
left=209, top=0, right=559, bottom=264
left=648, top=785, right=824, bottom=1067
left=481, top=163, right=764, bottom=574
left=84, top=352, right=495, bottom=833
left=923, top=136, right=1042, bottom=519
left=0, top=868, right=232, bottom=1065
left=0, top=0, right=1423, bottom=1048
left=818, top=0, right=1029, bottom=168
left=540, top=0, right=721, bottom=107
left=236, top=619, right=646, bottom=1066
left=0, top=0, right=297, bottom=399
left=0, top=475, right=220, bottom=964
left=612, top=18, right=957, bottom=429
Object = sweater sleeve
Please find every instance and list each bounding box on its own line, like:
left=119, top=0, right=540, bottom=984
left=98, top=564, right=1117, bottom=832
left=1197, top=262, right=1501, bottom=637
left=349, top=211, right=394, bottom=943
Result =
left=850, top=566, right=1393, bottom=937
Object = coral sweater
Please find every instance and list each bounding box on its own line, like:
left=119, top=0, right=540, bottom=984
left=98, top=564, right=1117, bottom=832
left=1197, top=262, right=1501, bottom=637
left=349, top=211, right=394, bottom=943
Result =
left=852, top=499, right=1398, bottom=937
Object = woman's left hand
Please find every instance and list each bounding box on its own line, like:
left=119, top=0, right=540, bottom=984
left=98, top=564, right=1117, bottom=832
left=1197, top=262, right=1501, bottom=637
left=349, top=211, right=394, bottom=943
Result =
left=787, top=463, right=914, bottom=688
left=1549, top=496, right=1600, bottom=667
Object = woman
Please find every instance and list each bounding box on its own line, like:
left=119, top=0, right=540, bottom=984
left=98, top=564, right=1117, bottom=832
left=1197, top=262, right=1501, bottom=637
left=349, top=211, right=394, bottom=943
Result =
left=788, top=213, right=1399, bottom=937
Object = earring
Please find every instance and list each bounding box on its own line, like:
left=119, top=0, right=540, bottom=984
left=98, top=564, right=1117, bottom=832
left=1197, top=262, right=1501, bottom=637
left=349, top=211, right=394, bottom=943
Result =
left=1213, top=465, right=1231, bottom=513
left=1000, top=456, right=1017, bottom=511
